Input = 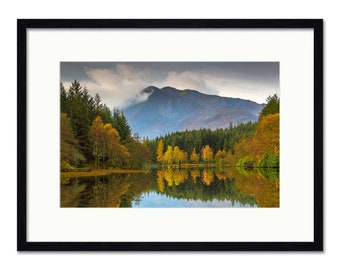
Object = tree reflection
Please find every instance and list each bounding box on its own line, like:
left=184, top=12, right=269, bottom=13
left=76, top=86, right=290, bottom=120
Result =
left=202, top=169, right=214, bottom=186
left=61, top=167, right=279, bottom=208
left=60, top=173, right=153, bottom=207
left=190, top=169, right=200, bottom=183
left=60, top=178, right=87, bottom=207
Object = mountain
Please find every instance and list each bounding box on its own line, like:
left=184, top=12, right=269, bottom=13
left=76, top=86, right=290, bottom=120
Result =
left=124, top=86, right=263, bottom=138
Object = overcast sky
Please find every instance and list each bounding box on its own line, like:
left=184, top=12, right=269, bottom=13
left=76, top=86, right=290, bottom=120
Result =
left=60, top=62, right=279, bottom=109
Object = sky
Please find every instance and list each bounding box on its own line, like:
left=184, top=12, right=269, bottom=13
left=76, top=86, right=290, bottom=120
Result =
left=60, top=62, right=279, bottom=109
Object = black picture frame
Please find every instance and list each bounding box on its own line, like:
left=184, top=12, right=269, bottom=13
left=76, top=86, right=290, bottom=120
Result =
left=17, top=19, right=323, bottom=251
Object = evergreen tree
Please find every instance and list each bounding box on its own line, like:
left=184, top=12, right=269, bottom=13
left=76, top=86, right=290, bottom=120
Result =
left=67, top=80, right=92, bottom=158
left=60, top=113, right=85, bottom=170
left=60, top=83, right=68, bottom=114
left=259, top=94, right=279, bottom=119
left=111, top=108, right=132, bottom=142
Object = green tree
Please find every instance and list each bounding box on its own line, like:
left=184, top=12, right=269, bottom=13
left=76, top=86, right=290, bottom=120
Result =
left=60, top=83, right=68, bottom=114
left=67, top=80, right=93, bottom=158
left=111, top=108, right=132, bottom=142
left=60, top=113, right=85, bottom=170
left=259, top=94, right=279, bottom=119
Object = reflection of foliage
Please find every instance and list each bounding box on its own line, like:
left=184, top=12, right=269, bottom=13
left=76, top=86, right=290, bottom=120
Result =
left=154, top=168, right=256, bottom=206
left=202, top=170, right=214, bottom=186
left=60, top=179, right=86, bottom=207
left=256, top=167, right=279, bottom=180
left=60, top=173, right=153, bottom=207
left=164, top=169, right=188, bottom=186
left=157, top=170, right=165, bottom=192
left=61, top=167, right=279, bottom=208
left=236, top=166, right=255, bottom=177
left=190, top=169, right=200, bottom=183
left=153, top=167, right=279, bottom=207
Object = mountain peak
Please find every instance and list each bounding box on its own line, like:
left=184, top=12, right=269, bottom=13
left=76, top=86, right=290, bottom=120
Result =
left=142, top=85, right=159, bottom=94
left=125, top=86, right=263, bottom=138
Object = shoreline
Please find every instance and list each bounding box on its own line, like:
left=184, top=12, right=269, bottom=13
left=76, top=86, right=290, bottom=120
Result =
left=61, top=169, right=151, bottom=178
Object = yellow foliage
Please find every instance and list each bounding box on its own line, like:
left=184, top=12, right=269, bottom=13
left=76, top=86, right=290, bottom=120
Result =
left=190, top=169, right=200, bottom=183
left=202, top=169, right=214, bottom=186
left=202, top=145, right=213, bottom=163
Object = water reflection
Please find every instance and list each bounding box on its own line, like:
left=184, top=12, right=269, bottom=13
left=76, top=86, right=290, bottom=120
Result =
left=61, top=167, right=279, bottom=208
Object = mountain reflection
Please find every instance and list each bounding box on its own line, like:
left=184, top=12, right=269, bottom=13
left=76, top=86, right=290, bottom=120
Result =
left=61, top=167, right=279, bottom=208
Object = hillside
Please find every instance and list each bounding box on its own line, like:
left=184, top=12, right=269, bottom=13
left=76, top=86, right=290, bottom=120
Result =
left=124, top=86, right=263, bottom=138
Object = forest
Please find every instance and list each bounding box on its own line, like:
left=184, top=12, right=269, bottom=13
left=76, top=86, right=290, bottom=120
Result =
left=60, top=80, right=279, bottom=171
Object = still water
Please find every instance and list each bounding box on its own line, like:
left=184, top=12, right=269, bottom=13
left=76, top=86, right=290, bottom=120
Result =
left=61, top=167, right=279, bottom=208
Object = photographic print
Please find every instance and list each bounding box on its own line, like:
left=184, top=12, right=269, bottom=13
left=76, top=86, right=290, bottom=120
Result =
left=60, top=62, right=280, bottom=208
left=18, top=19, right=322, bottom=251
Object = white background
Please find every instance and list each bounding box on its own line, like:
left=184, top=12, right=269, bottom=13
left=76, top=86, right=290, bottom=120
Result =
left=0, top=0, right=337, bottom=269
left=27, top=29, right=313, bottom=242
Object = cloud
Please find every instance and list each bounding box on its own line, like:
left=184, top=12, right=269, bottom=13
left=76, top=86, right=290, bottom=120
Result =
left=156, top=71, right=219, bottom=95
left=81, top=64, right=154, bottom=109
left=61, top=64, right=153, bottom=109
left=61, top=63, right=279, bottom=109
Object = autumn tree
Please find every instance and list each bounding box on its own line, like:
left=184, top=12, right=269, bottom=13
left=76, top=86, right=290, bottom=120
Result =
left=190, top=148, right=200, bottom=163
left=156, top=139, right=165, bottom=163
left=215, top=150, right=228, bottom=166
left=125, top=140, right=152, bottom=169
left=173, top=146, right=188, bottom=165
left=231, top=113, right=279, bottom=168
left=89, top=116, right=106, bottom=165
left=163, top=146, right=174, bottom=165
left=202, top=145, right=214, bottom=163
left=89, top=116, right=130, bottom=168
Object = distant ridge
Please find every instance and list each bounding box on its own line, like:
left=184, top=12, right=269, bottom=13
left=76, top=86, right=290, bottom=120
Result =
left=124, top=86, right=263, bottom=138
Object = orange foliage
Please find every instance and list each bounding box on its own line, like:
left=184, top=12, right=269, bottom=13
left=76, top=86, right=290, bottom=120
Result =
left=231, top=113, right=279, bottom=165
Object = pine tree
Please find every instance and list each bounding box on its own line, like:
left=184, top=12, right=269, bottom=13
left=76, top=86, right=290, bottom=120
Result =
left=60, top=113, right=85, bottom=170
left=259, top=94, right=279, bottom=119
left=111, top=108, right=132, bottom=142
left=60, top=83, right=68, bottom=114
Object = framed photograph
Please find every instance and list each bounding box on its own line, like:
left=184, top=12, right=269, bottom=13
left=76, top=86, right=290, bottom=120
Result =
left=17, top=19, right=323, bottom=251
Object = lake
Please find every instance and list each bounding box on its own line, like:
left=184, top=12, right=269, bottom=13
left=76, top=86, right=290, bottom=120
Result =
left=61, top=167, right=279, bottom=208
